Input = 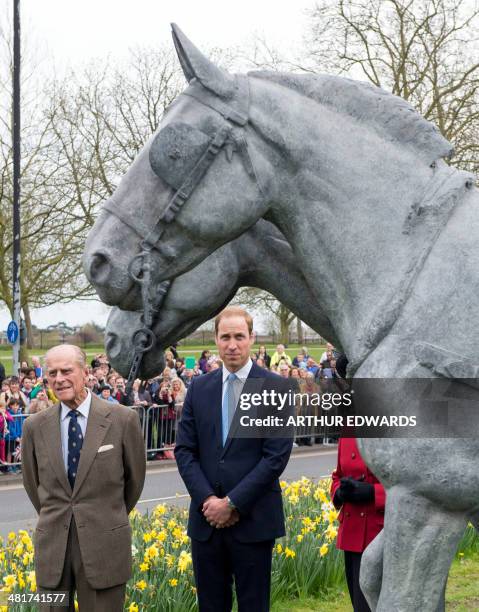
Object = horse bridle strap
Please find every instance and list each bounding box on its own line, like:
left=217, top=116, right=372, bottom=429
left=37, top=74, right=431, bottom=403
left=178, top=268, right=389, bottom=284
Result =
left=143, top=125, right=232, bottom=241
left=113, top=76, right=258, bottom=391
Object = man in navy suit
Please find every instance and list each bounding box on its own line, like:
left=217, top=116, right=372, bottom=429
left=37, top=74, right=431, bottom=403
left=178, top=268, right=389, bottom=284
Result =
left=175, top=306, right=295, bottom=612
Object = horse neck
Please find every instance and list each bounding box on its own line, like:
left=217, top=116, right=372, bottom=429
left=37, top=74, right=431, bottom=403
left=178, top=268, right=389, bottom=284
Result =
left=248, top=77, right=445, bottom=365
left=234, top=223, right=341, bottom=347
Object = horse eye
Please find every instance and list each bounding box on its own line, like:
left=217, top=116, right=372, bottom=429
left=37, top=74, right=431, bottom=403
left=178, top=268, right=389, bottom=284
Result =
left=149, top=122, right=210, bottom=190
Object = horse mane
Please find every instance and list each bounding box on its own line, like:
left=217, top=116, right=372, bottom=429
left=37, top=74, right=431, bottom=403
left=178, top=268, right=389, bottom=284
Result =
left=249, top=71, right=453, bottom=164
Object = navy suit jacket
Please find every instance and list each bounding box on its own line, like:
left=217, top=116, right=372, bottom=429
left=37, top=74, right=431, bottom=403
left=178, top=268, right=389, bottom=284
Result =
left=175, top=362, right=295, bottom=542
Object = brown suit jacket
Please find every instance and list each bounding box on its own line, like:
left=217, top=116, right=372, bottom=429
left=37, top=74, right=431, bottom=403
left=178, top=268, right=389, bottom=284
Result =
left=22, top=394, right=146, bottom=589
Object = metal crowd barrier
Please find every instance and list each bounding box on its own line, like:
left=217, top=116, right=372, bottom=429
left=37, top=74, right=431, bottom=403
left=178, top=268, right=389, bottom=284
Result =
left=0, top=398, right=340, bottom=475
left=143, top=402, right=184, bottom=459
left=1, top=412, right=27, bottom=472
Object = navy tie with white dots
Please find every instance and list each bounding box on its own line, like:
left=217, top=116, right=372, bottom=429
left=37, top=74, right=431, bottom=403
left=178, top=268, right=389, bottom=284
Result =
left=67, top=410, right=83, bottom=489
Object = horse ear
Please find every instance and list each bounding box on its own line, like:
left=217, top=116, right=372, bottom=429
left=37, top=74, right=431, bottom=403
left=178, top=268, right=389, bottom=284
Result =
left=171, top=23, right=235, bottom=98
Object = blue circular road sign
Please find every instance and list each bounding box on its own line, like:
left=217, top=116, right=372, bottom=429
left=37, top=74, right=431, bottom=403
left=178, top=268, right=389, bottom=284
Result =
left=7, top=321, right=19, bottom=344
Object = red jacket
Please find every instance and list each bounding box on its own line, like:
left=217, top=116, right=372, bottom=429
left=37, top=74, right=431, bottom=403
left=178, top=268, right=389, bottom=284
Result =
left=330, top=438, right=385, bottom=553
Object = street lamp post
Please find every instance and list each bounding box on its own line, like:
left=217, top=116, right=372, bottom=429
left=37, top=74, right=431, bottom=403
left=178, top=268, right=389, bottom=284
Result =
left=12, top=0, right=21, bottom=375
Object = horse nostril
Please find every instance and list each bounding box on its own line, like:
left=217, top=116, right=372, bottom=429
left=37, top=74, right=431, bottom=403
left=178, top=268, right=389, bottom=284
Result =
left=105, top=332, right=121, bottom=360
left=89, top=252, right=111, bottom=284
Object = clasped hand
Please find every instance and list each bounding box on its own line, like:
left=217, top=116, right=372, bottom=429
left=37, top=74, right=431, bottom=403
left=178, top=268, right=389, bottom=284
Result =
left=336, top=476, right=374, bottom=504
left=202, top=496, right=240, bottom=529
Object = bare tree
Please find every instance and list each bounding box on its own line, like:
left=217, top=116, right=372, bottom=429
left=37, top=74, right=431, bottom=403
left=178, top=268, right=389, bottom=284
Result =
left=232, top=287, right=297, bottom=344
left=304, top=0, right=479, bottom=173
left=0, top=38, right=186, bottom=347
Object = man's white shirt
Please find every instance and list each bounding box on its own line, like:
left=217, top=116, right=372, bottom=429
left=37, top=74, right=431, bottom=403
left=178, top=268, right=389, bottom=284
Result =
left=60, top=390, right=91, bottom=472
left=222, top=359, right=253, bottom=409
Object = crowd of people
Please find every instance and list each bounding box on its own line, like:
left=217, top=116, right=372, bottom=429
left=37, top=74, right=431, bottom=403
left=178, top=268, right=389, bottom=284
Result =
left=2, top=331, right=378, bottom=611
left=0, top=341, right=342, bottom=472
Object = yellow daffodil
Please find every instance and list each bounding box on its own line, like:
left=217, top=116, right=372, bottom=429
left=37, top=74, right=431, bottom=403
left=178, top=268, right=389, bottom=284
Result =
left=3, top=575, right=16, bottom=588
left=128, top=603, right=139, bottom=612
left=177, top=550, right=192, bottom=573
left=22, top=551, right=33, bottom=566
left=156, top=530, right=167, bottom=543
left=169, top=578, right=178, bottom=587
left=144, top=544, right=159, bottom=561
left=320, top=544, right=329, bottom=557
left=26, top=571, right=36, bottom=591
left=139, top=562, right=150, bottom=572
left=135, top=579, right=147, bottom=591
left=284, top=547, right=296, bottom=559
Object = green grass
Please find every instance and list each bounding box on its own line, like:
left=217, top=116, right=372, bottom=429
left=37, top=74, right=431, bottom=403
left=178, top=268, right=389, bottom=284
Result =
left=272, top=591, right=351, bottom=611
left=0, top=343, right=328, bottom=375
left=271, top=553, right=479, bottom=611
left=446, top=553, right=479, bottom=610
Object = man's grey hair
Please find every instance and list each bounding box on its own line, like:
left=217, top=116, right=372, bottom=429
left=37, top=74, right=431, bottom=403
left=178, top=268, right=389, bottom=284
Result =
left=44, top=344, right=87, bottom=370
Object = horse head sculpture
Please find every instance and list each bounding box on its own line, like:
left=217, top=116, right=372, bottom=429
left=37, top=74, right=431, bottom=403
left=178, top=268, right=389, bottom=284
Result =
left=104, top=219, right=340, bottom=379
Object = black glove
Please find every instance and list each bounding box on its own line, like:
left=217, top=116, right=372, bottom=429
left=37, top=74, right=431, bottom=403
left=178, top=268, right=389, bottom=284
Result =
left=338, top=476, right=374, bottom=503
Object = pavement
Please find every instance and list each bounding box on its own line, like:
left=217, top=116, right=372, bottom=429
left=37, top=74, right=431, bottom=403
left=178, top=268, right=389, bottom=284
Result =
left=0, top=444, right=338, bottom=537
left=0, top=443, right=337, bottom=488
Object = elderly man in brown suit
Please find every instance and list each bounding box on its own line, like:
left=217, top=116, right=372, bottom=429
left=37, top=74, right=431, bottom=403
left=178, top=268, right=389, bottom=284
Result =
left=22, top=344, right=146, bottom=611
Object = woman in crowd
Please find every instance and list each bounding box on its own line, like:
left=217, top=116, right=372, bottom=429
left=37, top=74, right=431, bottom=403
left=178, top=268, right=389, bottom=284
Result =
left=0, top=376, right=28, bottom=413
left=156, top=380, right=176, bottom=447
left=331, top=439, right=385, bottom=611
left=198, top=350, right=211, bottom=374
left=164, top=350, right=177, bottom=372
left=171, top=378, right=187, bottom=429
left=175, top=358, right=185, bottom=378
left=0, top=399, right=13, bottom=472
left=255, top=345, right=271, bottom=368
left=131, top=379, right=152, bottom=407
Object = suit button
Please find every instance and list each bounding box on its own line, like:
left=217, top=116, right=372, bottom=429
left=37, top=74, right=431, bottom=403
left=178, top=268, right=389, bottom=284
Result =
left=345, top=512, right=350, bottom=517
left=351, top=452, right=356, bottom=458
left=219, top=460, right=225, bottom=464
left=64, top=525, right=69, bottom=530
left=360, top=512, right=365, bottom=517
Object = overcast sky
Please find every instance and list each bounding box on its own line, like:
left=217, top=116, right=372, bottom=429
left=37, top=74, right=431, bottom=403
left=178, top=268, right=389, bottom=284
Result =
left=0, top=0, right=315, bottom=331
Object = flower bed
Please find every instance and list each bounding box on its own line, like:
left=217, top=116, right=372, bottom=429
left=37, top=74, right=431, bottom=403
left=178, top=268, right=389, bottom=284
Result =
left=0, top=478, right=477, bottom=611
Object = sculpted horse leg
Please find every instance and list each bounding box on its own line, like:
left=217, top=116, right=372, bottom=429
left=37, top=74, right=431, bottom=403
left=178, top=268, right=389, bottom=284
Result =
left=360, top=530, right=383, bottom=610
left=376, top=486, right=466, bottom=612
left=361, top=528, right=447, bottom=612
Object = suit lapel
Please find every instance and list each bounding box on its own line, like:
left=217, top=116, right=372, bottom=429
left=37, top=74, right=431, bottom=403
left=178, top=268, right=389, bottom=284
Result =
left=73, top=395, right=111, bottom=496
left=221, top=364, right=266, bottom=458
left=40, top=404, right=71, bottom=496
left=210, top=370, right=224, bottom=452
